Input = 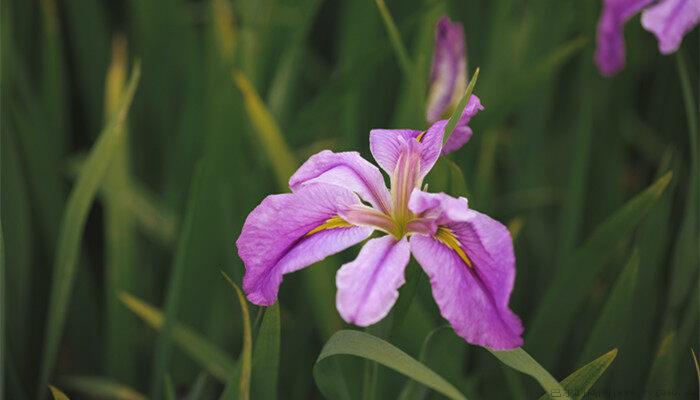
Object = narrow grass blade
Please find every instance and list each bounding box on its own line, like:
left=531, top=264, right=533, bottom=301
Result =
left=0, top=222, right=4, bottom=398
left=398, top=326, right=451, bottom=400
left=527, top=172, right=673, bottom=365
left=119, top=292, right=236, bottom=382
left=232, top=71, right=297, bottom=190
left=220, top=272, right=252, bottom=400
left=443, top=68, right=480, bottom=144
left=314, top=330, right=467, bottom=400
left=37, top=63, right=141, bottom=400
left=538, top=349, right=617, bottom=400
left=164, top=375, right=176, bottom=400
left=374, top=0, right=412, bottom=78
left=188, top=373, right=209, bottom=400
left=49, top=385, right=69, bottom=400
left=578, top=251, right=639, bottom=364
left=61, top=376, right=146, bottom=400
left=692, top=349, right=700, bottom=391
left=488, top=348, right=567, bottom=397
left=102, top=34, right=139, bottom=383
left=645, top=333, right=676, bottom=394
left=252, top=303, right=280, bottom=400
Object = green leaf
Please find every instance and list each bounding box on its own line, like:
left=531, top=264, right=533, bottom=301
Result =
left=398, top=326, right=451, bottom=400
left=373, top=0, right=412, bottom=79
left=527, top=172, right=673, bottom=365
left=314, top=330, right=466, bottom=400
left=220, top=272, right=252, bottom=400
left=538, top=349, right=618, bottom=400
left=645, top=333, right=676, bottom=394
left=188, top=373, right=209, bottom=400
left=150, top=161, right=207, bottom=399
left=37, top=62, right=141, bottom=400
left=118, top=292, right=236, bottom=382
left=252, top=303, right=281, bottom=400
left=49, top=385, right=70, bottom=400
left=164, top=374, right=176, bottom=400
left=61, top=376, right=146, bottom=400
left=232, top=71, right=297, bottom=190
left=579, top=250, right=639, bottom=364
left=443, top=68, right=480, bottom=144
left=488, top=348, right=567, bottom=397
left=0, top=221, right=4, bottom=398
left=692, top=349, right=700, bottom=390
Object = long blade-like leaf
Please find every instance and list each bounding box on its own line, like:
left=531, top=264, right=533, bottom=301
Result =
left=488, top=348, right=567, bottom=397
left=232, top=71, right=297, bottom=190
left=527, top=172, right=673, bottom=365
left=119, top=292, right=236, bottom=382
left=37, top=63, right=141, bottom=400
left=61, top=376, right=146, bottom=400
left=578, top=251, right=639, bottom=364
left=314, top=330, right=466, bottom=400
left=49, top=385, right=69, bottom=400
left=538, top=349, right=617, bottom=400
left=220, top=273, right=252, bottom=400
left=252, top=303, right=280, bottom=400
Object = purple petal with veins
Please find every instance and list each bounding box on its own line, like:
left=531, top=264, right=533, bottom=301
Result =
left=408, top=189, right=523, bottom=349
left=289, top=150, right=392, bottom=213
left=236, top=184, right=373, bottom=306
left=336, top=236, right=411, bottom=326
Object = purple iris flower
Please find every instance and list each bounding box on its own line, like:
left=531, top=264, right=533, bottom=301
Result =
left=426, top=16, right=484, bottom=155
left=236, top=114, right=524, bottom=350
left=595, top=0, right=700, bottom=76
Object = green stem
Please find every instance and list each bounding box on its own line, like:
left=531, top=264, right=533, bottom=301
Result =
left=675, top=50, right=699, bottom=268
left=374, top=0, right=413, bottom=79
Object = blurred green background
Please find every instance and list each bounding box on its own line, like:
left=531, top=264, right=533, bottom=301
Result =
left=2, top=0, right=698, bottom=398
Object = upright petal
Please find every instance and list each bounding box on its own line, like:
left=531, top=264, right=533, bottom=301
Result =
left=426, top=16, right=467, bottom=124
left=336, top=236, right=411, bottom=326
left=370, top=126, right=441, bottom=179
left=641, top=0, right=700, bottom=54
left=408, top=190, right=523, bottom=349
left=289, top=150, right=392, bottom=213
left=594, top=0, right=655, bottom=76
left=237, top=184, right=373, bottom=306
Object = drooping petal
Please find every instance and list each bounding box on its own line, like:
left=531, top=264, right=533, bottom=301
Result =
left=289, top=150, right=392, bottom=213
left=641, top=0, right=700, bottom=54
left=336, top=236, right=411, bottom=326
left=237, top=184, right=373, bottom=306
left=594, top=0, right=655, bottom=76
left=441, top=126, right=473, bottom=155
left=408, top=189, right=469, bottom=224
left=408, top=189, right=523, bottom=349
left=426, top=16, right=467, bottom=124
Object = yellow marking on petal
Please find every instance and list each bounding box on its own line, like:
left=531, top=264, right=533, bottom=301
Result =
left=435, top=227, right=473, bottom=268
left=305, top=216, right=353, bottom=237
left=416, top=131, right=427, bottom=142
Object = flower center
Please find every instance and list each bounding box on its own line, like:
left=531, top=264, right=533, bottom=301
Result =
left=389, top=140, right=423, bottom=239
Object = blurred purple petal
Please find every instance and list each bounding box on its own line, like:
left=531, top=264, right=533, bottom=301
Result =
left=336, top=236, right=411, bottom=326
left=237, top=184, right=373, bottom=306
left=289, top=150, right=392, bottom=213
left=408, top=190, right=523, bottom=349
left=594, top=0, right=654, bottom=76
left=426, top=16, right=467, bottom=123
left=641, top=0, right=700, bottom=54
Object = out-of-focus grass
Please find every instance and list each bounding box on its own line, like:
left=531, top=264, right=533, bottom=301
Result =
left=1, top=0, right=698, bottom=398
